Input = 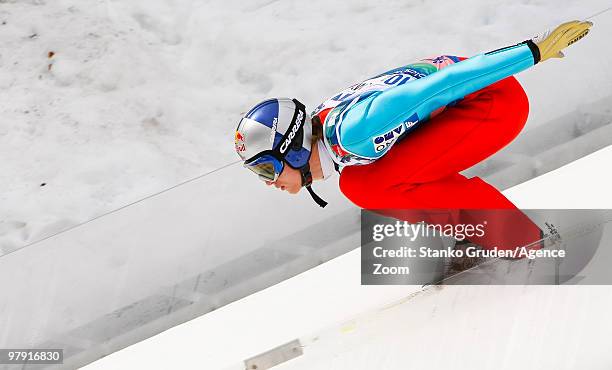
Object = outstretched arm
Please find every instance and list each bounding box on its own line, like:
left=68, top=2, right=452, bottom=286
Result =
left=338, top=20, right=593, bottom=159
left=379, top=40, right=539, bottom=123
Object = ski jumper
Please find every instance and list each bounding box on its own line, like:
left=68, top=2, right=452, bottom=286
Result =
left=313, top=41, right=543, bottom=251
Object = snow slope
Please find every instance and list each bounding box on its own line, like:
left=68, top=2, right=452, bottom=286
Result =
left=2, top=0, right=612, bottom=253
left=85, top=146, right=612, bottom=370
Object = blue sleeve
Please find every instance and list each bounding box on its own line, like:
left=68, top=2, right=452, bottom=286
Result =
left=338, top=42, right=538, bottom=160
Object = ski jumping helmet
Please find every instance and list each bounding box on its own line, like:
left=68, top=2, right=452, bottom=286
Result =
left=235, top=98, right=327, bottom=207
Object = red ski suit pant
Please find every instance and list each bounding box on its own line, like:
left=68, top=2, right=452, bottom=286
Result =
left=339, top=77, right=541, bottom=251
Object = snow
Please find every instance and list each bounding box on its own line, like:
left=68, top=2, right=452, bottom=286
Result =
left=83, top=146, right=612, bottom=370
left=2, top=1, right=612, bottom=368
left=2, top=0, right=612, bottom=253
left=0, top=159, right=359, bottom=368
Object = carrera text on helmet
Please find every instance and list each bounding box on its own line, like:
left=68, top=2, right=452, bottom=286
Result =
left=280, top=110, right=304, bottom=154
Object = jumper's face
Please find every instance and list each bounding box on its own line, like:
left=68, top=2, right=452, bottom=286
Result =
left=266, top=164, right=302, bottom=194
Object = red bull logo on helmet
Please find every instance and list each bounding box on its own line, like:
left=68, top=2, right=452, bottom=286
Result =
left=235, top=131, right=246, bottom=153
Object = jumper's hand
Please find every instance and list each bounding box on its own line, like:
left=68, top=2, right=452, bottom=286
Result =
left=532, top=20, right=593, bottom=62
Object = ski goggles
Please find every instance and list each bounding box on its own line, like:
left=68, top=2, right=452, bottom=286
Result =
left=243, top=152, right=284, bottom=182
